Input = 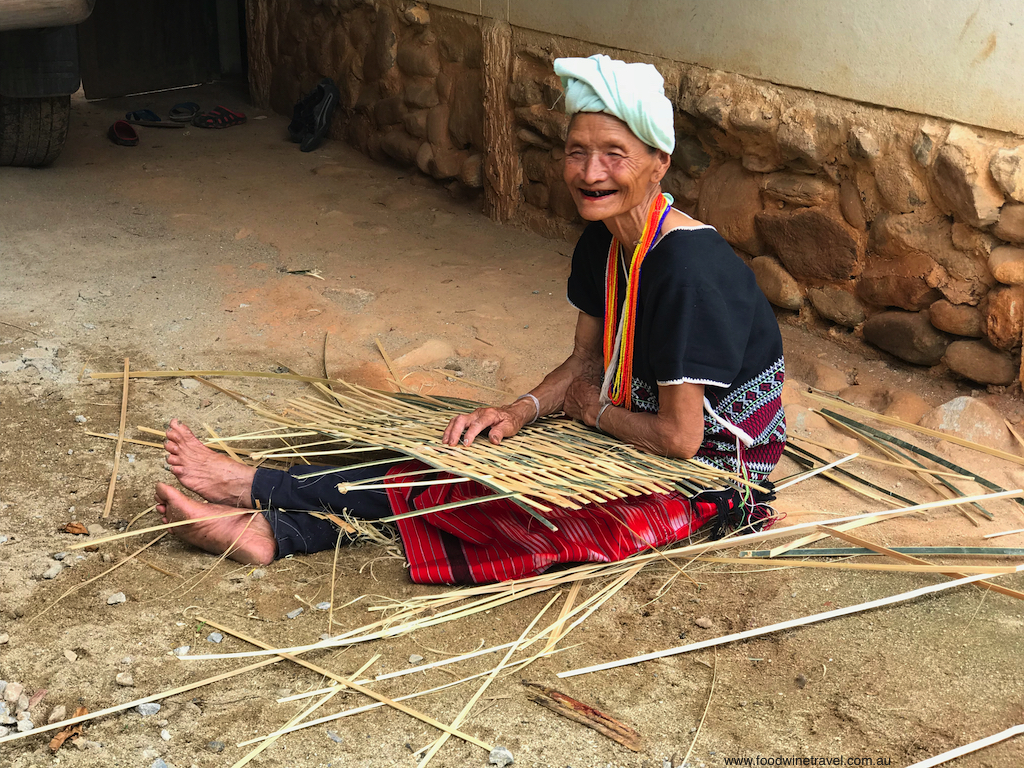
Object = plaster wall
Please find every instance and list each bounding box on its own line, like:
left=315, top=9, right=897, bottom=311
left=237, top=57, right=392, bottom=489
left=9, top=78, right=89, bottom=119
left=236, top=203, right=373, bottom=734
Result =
left=431, top=0, right=1024, bottom=135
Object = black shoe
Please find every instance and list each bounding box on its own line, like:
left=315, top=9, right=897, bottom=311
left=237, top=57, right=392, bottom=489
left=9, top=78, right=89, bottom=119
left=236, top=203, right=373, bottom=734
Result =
left=287, top=86, right=320, bottom=143
left=300, top=78, right=340, bottom=152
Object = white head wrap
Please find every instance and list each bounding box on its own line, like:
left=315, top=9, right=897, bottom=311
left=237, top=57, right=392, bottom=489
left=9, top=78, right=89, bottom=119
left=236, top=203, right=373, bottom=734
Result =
left=553, top=54, right=675, bottom=154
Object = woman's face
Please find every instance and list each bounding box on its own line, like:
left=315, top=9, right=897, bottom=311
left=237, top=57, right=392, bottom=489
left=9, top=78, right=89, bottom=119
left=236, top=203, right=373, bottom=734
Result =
left=563, top=112, right=669, bottom=223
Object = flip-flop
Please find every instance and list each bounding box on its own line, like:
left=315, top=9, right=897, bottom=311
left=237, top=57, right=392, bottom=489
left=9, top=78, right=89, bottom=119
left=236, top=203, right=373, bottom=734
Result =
left=108, top=120, right=139, bottom=146
left=191, top=106, right=246, bottom=129
left=169, top=102, right=200, bottom=123
left=125, top=109, right=160, bottom=122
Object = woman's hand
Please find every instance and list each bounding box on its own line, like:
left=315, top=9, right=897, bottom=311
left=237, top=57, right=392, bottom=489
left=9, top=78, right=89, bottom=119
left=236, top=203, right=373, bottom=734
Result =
left=563, top=377, right=602, bottom=426
left=443, top=404, right=529, bottom=447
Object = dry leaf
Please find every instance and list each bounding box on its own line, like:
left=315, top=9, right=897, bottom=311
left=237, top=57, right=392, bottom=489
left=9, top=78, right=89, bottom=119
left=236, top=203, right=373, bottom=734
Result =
left=49, top=706, right=87, bottom=752
left=62, top=522, right=89, bottom=535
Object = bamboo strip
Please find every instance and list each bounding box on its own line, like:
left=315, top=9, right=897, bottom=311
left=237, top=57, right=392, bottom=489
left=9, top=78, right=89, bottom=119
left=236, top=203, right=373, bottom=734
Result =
left=236, top=649, right=572, bottom=746
left=65, top=509, right=259, bottom=551
left=817, top=526, right=1024, bottom=601
left=681, top=651, right=716, bottom=766
left=232, top=655, right=379, bottom=767
left=431, top=368, right=513, bottom=396
left=691, top=556, right=1019, bottom=574
left=91, top=368, right=340, bottom=385
left=417, top=594, right=559, bottom=766
left=29, top=534, right=166, bottom=623
left=905, top=723, right=1024, bottom=768
left=984, top=528, right=1024, bottom=539
left=87, top=432, right=164, bottom=450
left=0, top=656, right=282, bottom=746
left=787, top=435, right=973, bottom=478
left=558, top=569, right=1020, bottom=678
left=101, top=358, right=131, bottom=518
left=375, top=338, right=406, bottom=393
left=818, top=407, right=1019, bottom=512
left=544, top=582, right=581, bottom=656
left=806, top=392, right=1024, bottom=467
left=782, top=442, right=921, bottom=507
left=773, top=453, right=859, bottom=491
left=194, top=616, right=492, bottom=750
left=817, top=411, right=989, bottom=522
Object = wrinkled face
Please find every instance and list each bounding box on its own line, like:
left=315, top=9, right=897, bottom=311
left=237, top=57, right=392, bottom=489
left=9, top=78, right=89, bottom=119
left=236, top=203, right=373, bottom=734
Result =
left=563, top=112, right=669, bottom=223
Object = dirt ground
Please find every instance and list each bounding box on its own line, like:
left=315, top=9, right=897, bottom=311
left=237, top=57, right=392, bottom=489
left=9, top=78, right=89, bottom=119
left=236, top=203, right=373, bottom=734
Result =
left=1, top=82, right=1023, bottom=768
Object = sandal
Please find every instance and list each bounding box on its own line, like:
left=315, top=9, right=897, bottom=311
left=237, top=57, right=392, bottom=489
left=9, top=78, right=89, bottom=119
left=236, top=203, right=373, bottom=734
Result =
left=168, top=102, right=200, bottom=123
left=191, top=106, right=246, bottom=129
left=107, top=120, right=139, bottom=146
left=125, top=109, right=160, bottom=122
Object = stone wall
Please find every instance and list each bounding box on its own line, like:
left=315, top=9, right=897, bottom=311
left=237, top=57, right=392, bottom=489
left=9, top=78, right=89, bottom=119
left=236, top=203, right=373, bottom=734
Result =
left=247, top=0, right=1024, bottom=391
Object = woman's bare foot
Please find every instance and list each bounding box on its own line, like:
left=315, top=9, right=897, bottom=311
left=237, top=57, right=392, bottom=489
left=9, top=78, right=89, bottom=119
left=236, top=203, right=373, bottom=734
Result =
left=164, top=419, right=256, bottom=507
left=155, top=483, right=276, bottom=565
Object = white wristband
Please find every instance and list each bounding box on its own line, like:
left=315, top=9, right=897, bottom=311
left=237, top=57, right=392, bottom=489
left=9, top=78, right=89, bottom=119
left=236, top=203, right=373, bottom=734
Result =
left=517, top=393, right=541, bottom=425
left=595, top=403, right=613, bottom=432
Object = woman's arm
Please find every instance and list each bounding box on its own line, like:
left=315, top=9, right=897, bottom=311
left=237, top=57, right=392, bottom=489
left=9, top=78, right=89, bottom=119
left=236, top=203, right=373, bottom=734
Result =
left=442, top=312, right=604, bottom=446
left=564, top=378, right=705, bottom=458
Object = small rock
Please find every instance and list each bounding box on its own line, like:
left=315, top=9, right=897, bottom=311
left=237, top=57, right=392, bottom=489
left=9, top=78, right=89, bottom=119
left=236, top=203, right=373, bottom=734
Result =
left=990, top=146, right=1024, bottom=203
left=206, top=632, right=223, bottom=644
left=74, top=415, right=87, bottom=423
left=315, top=602, right=331, bottom=610
left=928, top=299, right=984, bottom=338
left=16, top=693, right=28, bottom=713
left=0, top=634, right=9, bottom=645
left=207, top=740, right=226, bottom=753
left=408, top=654, right=424, bottom=664
left=695, top=617, right=714, bottom=629
left=82, top=323, right=95, bottom=329
left=48, top=705, right=66, bottom=724
left=944, top=340, right=1017, bottom=386
left=86, top=523, right=105, bottom=536
left=286, top=608, right=303, bottom=620
left=151, top=759, right=170, bottom=768
left=135, top=702, right=161, bottom=716
left=0, top=726, right=7, bottom=738
left=920, top=396, right=1019, bottom=453
left=994, top=203, right=1024, bottom=244
left=250, top=568, right=267, bottom=580
left=327, top=730, right=344, bottom=743
left=43, top=562, right=63, bottom=580
left=4, top=682, right=23, bottom=703
left=75, top=738, right=103, bottom=750
left=489, top=745, right=515, bottom=766
left=989, top=245, right=1024, bottom=285
left=751, top=256, right=803, bottom=310
left=115, top=672, right=135, bottom=687
left=52, top=552, right=66, bottom=561
left=63, top=649, right=77, bottom=663
left=160, top=728, right=171, bottom=741
left=795, top=673, right=808, bottom=689
left=862, top=310, right=951, bottom=366
left=931, top=126, right=1004, bottom=227
left=16, top=719, right=33, bottom=732
left=172, top=645, right=190, bottom=657
left=180, top=378, right=200, bottom=391
left=107, top=592, right=127, bottom=605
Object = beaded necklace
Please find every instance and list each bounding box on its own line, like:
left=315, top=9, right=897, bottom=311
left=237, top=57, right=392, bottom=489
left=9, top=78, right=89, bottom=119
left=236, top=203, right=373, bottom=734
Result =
left=602, top=193, right=672, bottom=410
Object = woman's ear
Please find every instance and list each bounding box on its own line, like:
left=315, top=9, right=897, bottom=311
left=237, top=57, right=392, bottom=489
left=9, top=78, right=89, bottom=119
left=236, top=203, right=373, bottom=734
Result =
left=651, top=150, right=671, bottom=183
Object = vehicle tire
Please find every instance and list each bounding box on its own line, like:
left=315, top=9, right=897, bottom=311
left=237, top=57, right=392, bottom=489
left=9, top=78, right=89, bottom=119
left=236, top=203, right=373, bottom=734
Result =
left=0, top=94, right=71, bottom=167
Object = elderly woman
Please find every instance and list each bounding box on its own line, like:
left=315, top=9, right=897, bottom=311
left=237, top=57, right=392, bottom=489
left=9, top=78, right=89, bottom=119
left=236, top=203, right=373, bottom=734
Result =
left=155, top=55, right=786, bottom=584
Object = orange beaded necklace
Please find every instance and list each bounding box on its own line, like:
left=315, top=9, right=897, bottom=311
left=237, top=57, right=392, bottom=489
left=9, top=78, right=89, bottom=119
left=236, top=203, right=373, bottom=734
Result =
left=602, top=193, right=672, bottom=410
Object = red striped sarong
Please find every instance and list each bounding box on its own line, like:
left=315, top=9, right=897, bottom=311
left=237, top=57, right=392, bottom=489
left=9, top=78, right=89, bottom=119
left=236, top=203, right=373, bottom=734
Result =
left=385, top=461, right=721, bottom=585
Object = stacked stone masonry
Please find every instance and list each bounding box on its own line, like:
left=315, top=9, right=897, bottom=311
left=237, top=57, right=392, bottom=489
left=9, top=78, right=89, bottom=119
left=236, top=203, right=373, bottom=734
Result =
left=247, top=0, right=1024, bottom=389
